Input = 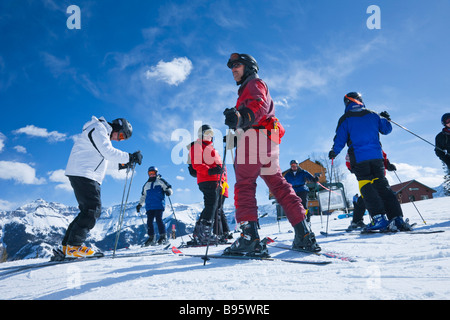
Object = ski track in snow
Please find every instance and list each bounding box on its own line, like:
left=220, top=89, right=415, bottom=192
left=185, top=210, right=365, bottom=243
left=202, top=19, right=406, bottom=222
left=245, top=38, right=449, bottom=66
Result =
left=0, top=197, right=449, bottom=300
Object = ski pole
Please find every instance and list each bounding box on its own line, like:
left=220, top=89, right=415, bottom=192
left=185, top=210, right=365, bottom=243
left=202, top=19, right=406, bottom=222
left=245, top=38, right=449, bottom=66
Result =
left=393, top=170, right=427, bottom=225
left=325, top=159, right=334, bottom=237
left=167, top=196, right=186, bottom=245
left=113, top=163, right=136, bottom=258
left=388, top=118, right=446, bottom=153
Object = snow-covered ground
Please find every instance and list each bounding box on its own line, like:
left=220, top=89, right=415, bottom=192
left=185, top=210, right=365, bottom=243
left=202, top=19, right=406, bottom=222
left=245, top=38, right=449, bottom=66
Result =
left=0, top=197, right=449, bottom=301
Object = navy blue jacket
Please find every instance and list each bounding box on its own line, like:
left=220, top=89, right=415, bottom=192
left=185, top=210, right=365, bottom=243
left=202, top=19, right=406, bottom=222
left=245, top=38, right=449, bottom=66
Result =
left=284, top=169, right=315, bottom=192
left=332, top=103, right=392, bottom=164
left=138, top=176, right=172, bottom=211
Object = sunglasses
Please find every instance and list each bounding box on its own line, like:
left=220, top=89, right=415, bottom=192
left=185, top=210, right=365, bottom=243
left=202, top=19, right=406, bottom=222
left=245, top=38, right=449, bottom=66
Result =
left=231, top=62, right=243, bottom=69
left=148, top=171, right=157, bottom=175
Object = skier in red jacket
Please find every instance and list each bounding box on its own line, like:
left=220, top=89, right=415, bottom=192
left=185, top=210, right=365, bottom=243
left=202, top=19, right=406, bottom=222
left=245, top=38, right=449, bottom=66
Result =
left=188, top=124, right=230, bottom=245
left=223, top=53, right=320, bottom=256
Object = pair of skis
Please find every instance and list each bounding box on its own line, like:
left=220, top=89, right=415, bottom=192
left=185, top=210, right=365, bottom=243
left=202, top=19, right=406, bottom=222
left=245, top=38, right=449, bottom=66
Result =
left=321, top=228, right=445, bottom=237
left=0, top=245, right=172, bottom=279
left=171, top=246, right=331, bottom=265
left=171, top=237, right=357, bottom=265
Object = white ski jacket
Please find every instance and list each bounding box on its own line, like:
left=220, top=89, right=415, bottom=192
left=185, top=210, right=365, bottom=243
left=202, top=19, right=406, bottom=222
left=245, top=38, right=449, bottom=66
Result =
left=65, top=116, right=130, bottom=184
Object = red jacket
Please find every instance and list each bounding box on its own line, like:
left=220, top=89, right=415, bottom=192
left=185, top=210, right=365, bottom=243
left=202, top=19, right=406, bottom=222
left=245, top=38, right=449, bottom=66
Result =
left=236, top=75, right=275, bottom=127
left=189, top=139, right=228, bottom=197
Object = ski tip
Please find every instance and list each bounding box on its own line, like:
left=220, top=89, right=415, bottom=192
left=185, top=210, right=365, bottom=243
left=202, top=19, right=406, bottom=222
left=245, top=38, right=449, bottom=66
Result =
left=171, top=246, right=182, bottom=254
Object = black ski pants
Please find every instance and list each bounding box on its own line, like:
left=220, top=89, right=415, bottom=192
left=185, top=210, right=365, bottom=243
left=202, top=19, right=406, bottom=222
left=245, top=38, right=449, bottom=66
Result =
left=352, top=159, right=403, bottom=220
left=63, top=176, right=102, bottom=246
left=198, top=181, right=219, bottom=222
left=146, top=209, right=165, bottom=236
left=352, top=196, right=366, bottom=223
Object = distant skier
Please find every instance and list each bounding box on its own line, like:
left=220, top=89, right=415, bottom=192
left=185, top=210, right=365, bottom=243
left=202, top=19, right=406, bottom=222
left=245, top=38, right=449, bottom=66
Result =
left=62, top=116, right=142, bottom=258
left=329, top=92, right=411, bottom=232
left=136, top=166, right=173, bottom=246
left=435, top=113, right=450, bottom=172
left=284, top=160, right=318, bottom=222
left=188, top=124, right=231, bottom=245
left=223, top=53, right=320, bottom=255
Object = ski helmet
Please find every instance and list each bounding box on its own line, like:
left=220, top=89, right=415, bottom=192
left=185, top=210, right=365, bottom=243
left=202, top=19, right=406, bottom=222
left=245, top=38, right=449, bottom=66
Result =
left=111, top=118, right=132, bottom=140
left=227, top=53, right=259, bottom=85
left=227, top=53, right=259, bottom=73
left=290, top=160, right=299, bottom=165
left=198, top=124, right=214, bottom=139
left=148, top=166, right=158, bottom=174
left=441, top=113, right=450, bottom=126
left=344, top=92, right=364, bottom=107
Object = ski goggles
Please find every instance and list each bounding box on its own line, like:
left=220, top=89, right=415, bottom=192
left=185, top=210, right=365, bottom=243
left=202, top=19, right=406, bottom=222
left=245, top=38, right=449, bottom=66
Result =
left=344, top=94, right=364, bottom=106
left=227, top=53, right=243, bottom=69
left=148, top=170, right=157, bottom=176
left=203, top=129, right=214, bottom=137
left=118, top=131, right=129, bottom=141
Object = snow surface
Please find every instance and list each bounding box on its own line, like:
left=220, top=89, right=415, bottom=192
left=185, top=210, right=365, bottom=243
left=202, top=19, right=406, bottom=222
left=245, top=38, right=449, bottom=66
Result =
left=0, top=197, right=449, bottom=301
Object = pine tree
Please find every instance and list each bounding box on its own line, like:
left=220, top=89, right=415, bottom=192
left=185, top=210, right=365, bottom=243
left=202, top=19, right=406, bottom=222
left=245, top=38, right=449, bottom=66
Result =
left=443, top=165, right=450, bottom=196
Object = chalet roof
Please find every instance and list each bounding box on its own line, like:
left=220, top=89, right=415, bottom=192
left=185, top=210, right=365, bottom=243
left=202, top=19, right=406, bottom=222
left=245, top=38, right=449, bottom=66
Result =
left=391, top=179, right=436, bottom=193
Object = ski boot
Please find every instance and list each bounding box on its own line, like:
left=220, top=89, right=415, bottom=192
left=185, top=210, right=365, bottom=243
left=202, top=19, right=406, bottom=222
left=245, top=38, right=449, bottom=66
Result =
left=292, top=220, right=321, bottom=252
left=388, top=216, right=414, bottom=231
left=346, top=220, right=366, bottom=232
left=143, top=235, right=156, bottom=247
left=223, top=221, right=269, bottom=257
left=157, top=234, right=169, bottom=245
left=363, top=214, right=390, bottom=232
left=191, top=219, right=216, bottom=245
left=65, top=245, right=95, bottom=258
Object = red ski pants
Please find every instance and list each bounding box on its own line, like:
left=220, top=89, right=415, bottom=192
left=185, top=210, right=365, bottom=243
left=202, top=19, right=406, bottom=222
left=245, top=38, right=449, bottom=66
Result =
left=233, top=129, right=306, bottom=226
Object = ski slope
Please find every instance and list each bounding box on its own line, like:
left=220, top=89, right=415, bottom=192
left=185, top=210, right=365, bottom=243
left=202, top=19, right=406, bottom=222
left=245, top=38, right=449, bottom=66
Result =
left=0, top=197, right=449, bottom=300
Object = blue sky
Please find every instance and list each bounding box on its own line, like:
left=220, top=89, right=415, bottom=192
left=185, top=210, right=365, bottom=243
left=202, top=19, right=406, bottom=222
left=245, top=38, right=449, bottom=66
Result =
left=1, top=0, right=449, bottom=210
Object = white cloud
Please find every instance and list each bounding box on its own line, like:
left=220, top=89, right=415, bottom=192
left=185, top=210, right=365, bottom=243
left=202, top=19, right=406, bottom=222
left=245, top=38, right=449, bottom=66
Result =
left=0, top=161, right=46, bottom=185
left=176, top=175, right=185, bottom=181
left=48, top=169, right=72, bottom=191
left=13, top=125, right=67, bottom=142
left=0, top=199, right=16, bottom=211
left=145, top=57, right=193, bottom=86
left=387, top=162, right=444, bottom=189
left=13, top=145, right=27, bottom=154
left=0, top=132, right=5, bottom=152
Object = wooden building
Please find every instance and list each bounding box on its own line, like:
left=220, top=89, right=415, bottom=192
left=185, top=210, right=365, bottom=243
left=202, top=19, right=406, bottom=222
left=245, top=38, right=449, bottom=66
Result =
left=390, top=180, right=436, bottom=203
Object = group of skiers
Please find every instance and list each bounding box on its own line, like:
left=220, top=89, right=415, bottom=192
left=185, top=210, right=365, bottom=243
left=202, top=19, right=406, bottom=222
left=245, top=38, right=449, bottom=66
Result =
left=57, top=52, right=449, bottom=260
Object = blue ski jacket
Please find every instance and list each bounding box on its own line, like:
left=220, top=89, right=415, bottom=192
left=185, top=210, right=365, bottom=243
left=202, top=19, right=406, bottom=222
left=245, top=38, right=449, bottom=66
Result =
left=284, top=169, right=315, bottom=192
left=332, top=103, right=392, bottom=164
left=138, top=176, right=172, bottom=211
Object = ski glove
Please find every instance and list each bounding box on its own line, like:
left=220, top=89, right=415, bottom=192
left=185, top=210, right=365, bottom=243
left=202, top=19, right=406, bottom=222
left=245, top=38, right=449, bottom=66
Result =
left=118, top=163, right=130, bottom=170
left=136, top=204, right=142, bottom=213
left=129, top=151, right=143, bottom=165
left=386, top=162, right=397, bottom=172
left=380, top=111, right=391, bottom=121
left=165, top=188, right=173, bottom=196
left=328, top=150, right=337, bottom=160
left=223, top=107, right=255, bottom=130
left=208, top=165, right=223, bottom=175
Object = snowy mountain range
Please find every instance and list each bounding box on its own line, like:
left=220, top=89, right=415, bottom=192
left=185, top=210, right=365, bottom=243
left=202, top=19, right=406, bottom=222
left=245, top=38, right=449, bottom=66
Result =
left=0, top=198, right=275, bottom=261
